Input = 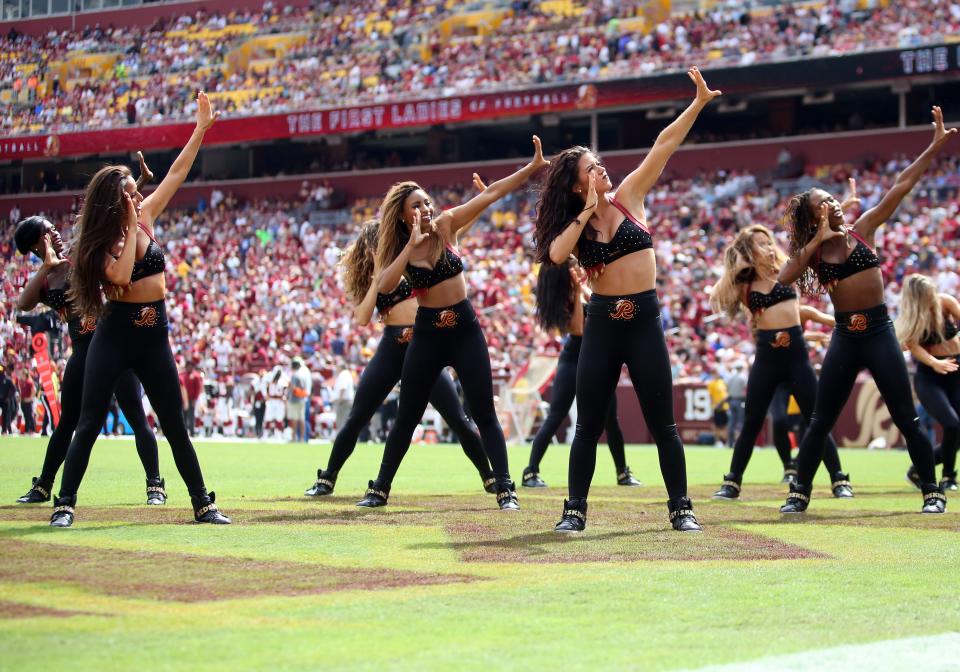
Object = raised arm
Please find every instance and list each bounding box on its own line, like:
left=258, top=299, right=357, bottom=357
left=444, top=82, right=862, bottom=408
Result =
left=854, top=106, right=956, bottom=240
left=440, top=136, right=549, bottom=237
left=17, top=234, right=65, bottom=311
left=548, top=173, right=597, bottom=264
left=103, top=192, right=140, bottom=287
left=140, top=92, right=220, bottom=226
left=839, top=177, right=860, bottom=214
left=615, top=66, right=720, bottom=215
left=376, top=213, right=428, bottom=293
left=354, top=281, right=379, bottom=327
left=778, top=203, right=844, bottom=285
left=135, top=151, right=154, bottom=191
left=799, top=304, right=835, bottom=328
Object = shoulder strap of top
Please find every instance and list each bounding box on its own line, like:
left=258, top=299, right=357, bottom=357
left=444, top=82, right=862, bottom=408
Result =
left=847, top=228, right=874, bottom=252
left=137, top=222, right=158, bottom=243
left=607, top=195, right=650, bottom=233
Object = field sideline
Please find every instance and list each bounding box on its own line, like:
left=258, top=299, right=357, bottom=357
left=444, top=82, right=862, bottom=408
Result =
left=0, top=437, right=957, bottom=672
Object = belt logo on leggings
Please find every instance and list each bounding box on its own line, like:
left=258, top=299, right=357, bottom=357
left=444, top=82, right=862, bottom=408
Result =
left=133, top=307, right=158, bottom=328
left=609, top=299, right=636, bottom=321
left=771, top=331, right=791, bottom=348
left=78, top=316, right=97, bottom=335
left=397, top=327, right=414, bottom=344
left=434, top=310, right=458, bottom=329
left=847, top=314, right=868, bottom=332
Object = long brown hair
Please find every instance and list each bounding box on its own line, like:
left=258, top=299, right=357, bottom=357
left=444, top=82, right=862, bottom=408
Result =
left=68, top=165, right=133, bottom=318
left=341, top=219, right=379, bottom=304
left=782, top=189, right=822, bottom=295
left=711, top=224, right=788, bottom=319
left=534, top=146, right=590, bottom=263
left=895, top=274, right=944, bottom=346
left=375, top=181, right=444, bottom=277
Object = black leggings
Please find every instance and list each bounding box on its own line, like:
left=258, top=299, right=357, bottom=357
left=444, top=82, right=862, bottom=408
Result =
left=795, top=305, right=936, bottom=486
left=913, top=356, right=960, bottom=476
left=528, top=335, right=626, bottom=474
left=769, top=384, right=796, bottom=468
left=325, top=325, right=489, bottom=475
left=728, top=327, right=842, bottom=479
left=37, top=334, right=159, bottom=487
left=568, top=290, right=686, bottom=500
left=58, top=300, right=207, bottom=499
left=376, top=300, right=509, bottom=484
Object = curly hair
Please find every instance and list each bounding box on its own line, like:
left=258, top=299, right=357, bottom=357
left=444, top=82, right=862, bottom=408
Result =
left=782, top=189, right=822, bottom=295
left=533, top=146, right=590, bottom=264
left=340, top=220, right=379, bottom=304
left=711, top=224, right=788, bottom=319
left=534, top=258, right=577, bottom=332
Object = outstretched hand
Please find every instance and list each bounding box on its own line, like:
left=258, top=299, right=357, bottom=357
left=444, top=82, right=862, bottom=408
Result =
left=932, top=357, right=959, bottom=375
left=136, top=150, right=154, bottom=189
left=472, top=173, right=487, bottom=192
left=814, top=202, right=844, bottom=244
left=840, top=177, right=860, bottom=213
left=931, top=105, right=957, bottom=148
left=583, top=171, right=598, bottom=210
left=529, top=135, right=550, bottom=171
left=122, top=191, right=138, bottom=232
left=405, top=210, right=433, bottom=247
left=688, top=66, right=721, bottom=104
left=41, top=234, right=66, bottom=269
left=196, top=91, right=221, bottom=132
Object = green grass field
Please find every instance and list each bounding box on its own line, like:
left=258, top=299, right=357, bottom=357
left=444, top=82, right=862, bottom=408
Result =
left=1, top=437, right=958, bottom=672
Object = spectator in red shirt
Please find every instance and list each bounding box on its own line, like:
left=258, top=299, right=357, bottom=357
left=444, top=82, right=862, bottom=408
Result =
left=179, top=360, right=204, bottom=437
left=17, top=367, right=36, bottom=434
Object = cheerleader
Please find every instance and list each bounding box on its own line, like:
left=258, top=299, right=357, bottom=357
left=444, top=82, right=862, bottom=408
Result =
left=779, top=106, right=955, bottom=515
left=521, top=258, right=639, bottom=488
left=303, top=219, right=494, bottom=497
left=709, top=225, right=852, bottom=499
left=896, top=275, right=960, bottom=492
left=355, top=137, right=549, bottom=510
left=533, top=66, right=720, bottom=532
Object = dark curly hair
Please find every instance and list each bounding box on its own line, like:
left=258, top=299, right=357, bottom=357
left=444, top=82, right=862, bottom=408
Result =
left=13, top=216, right=49, bottom=256
left=782, top=189, right=822, bottom=295
left=534, top=258, right=576, bottom=332
left=533, top=146, right=591, bottom=264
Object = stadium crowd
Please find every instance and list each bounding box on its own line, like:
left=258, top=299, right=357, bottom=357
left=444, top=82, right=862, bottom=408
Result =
left=1, top=151, right=958, bottom=439
left=3, top=0, right=957, bottom=135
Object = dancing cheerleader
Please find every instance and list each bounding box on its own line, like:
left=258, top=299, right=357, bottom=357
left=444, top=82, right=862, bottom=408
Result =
left=779, top=106, right=955, bottom=515
left=521, top=258, right=640, bottom=488
left=533, top=66, right=720, bottom=532
left=355, top=137, right=549, bottom=510
left=13, top=153, right=166, bottom=506
left=709, top=224, right=853, bottom=499
left=303, top=218, right=494, bottom=497
left=896, top=274, right=960, bottom=492
left=49, top=92, right=230, bottom=527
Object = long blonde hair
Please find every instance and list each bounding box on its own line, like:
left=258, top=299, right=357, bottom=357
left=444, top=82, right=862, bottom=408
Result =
left=711, top=225, right=788, bottom=319
left=340, top=220, right=379, bottom=304
left=374, top=181, right=444, bottom=277
left=895, top=274, right=944, bottom=346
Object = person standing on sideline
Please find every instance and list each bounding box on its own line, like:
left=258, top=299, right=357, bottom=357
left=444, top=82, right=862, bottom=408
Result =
left=17, top=367, right=36, bottom=434
left=179, top=360, right=203, bottom=437
left=725, top=363, right=747, bottom=447
left=331, top=358, right=354, bottom=435
left=287, top=356, right=313, bottom=442
left=0, top=365, right=16, bottom=434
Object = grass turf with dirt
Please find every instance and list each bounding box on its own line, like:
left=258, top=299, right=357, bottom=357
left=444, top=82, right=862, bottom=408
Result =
left=0, top=437, right=957, bottom=671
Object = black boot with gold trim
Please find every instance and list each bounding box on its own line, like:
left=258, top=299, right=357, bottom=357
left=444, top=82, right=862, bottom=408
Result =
left=495, top=480, right=520, bottom=511
left=191, top=491, right=231, bottom=524
left=554, top=498, right=587, bottom=533
left=356, top=479, right=390, bottom=508
left=831, top=472, right=854, bottom=498
left=521, top=467, right=547, bottom=488
left=780, top=482, right=811, bottom=513
left=668, top=496, right=702, bottom=532
left=940, top=470, right=958, bottom=492
left=49, top=494, right=76, bottom=528
left=921, top=484, right=947, bottom=514
left=146, top=476, right=167, bottom=505
left=17, top=476, right=52, bottom=504
left=616, top=466, right=642, bottom=486
left=781, top=460, right=798, bottom=484
left=712, top=473, right=741, bottom=500
left=305, top=468, right=337, bottom=497
left=481, top=471, right=497, bottom=494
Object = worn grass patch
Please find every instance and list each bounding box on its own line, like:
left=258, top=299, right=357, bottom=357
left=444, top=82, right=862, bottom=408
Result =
left=0, top=538, right=480, bottom=602
left=0, top=600, right=100, bottom=619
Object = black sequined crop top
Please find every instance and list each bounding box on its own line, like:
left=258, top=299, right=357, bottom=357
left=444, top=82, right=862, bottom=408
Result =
left=920, top=313, right=960, bottom=348
left=406, top=244, right=464, bottom=291
left=42, top=273, right=97, bottom=339
left=376, top=278, right=413, bottom=315
left=746, top=282, right=798, bottom=314
left=815, top=230, right=880, bottom=289
left=130, top=227, right=166, bottom=282
left=577, top=196, right=653, bottom=275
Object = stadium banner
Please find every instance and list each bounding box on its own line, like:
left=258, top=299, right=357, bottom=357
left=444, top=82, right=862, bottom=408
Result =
left=615, top=380, right=905, bottom=448
left=3, top=43, right=957, bottom=162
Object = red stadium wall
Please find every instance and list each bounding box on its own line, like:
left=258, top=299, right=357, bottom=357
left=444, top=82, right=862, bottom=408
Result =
left=0, top=0, right=314, bottom=36
left=0, top=126, right=941, bottom=216
left=617, top=379, right=905, bottom=449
